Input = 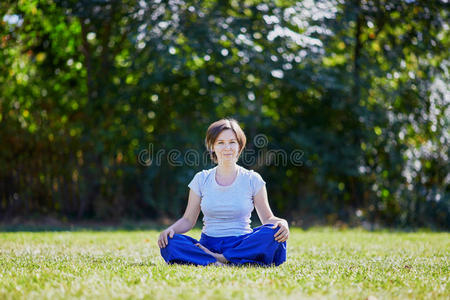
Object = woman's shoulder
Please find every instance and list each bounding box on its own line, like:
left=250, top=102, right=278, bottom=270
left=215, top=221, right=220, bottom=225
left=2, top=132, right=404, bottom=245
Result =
left=238, top=166, right=266, bottom=194
left=238, top=165, right=263, bottom=179
left=193, top=166, right=216, bottom=180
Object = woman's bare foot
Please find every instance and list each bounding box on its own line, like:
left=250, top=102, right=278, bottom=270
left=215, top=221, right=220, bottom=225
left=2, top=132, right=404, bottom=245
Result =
left=195, top=243, right=229, bottom=264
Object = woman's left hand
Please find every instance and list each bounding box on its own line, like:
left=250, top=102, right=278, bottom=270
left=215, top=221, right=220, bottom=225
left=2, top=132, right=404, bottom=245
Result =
left=272, top=220, right=289, bottom=243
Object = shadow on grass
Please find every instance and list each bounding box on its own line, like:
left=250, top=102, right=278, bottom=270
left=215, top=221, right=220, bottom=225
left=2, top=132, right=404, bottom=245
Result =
left=167, top=260, right=280, bottom=268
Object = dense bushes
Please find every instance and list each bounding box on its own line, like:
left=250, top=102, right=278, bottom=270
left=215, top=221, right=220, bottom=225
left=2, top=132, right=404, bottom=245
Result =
left=0, top=0, right=448, bottom=229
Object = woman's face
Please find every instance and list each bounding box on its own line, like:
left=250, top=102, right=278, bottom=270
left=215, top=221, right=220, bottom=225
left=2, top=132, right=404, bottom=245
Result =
left=213, top=129, right=240, bottom=164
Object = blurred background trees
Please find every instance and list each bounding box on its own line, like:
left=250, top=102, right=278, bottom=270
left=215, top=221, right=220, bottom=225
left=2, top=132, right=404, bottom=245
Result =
left=0, top=0, right=448, bottom=229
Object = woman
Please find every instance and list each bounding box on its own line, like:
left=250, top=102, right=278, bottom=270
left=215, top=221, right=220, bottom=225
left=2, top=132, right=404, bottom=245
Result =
left=157, top=118, right=289, bottom=266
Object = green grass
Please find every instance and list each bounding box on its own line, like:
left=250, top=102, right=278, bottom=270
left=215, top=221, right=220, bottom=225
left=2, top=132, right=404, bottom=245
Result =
left=0, top=228, right=448, bottom=299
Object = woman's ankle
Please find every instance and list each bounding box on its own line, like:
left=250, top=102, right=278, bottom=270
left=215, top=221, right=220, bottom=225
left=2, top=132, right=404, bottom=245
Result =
left=216, top=254, right=228, bottom=264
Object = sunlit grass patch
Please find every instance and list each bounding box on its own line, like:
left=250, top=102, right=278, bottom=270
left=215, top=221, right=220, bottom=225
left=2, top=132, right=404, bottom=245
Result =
left=0, top=228, right=448, bottom=299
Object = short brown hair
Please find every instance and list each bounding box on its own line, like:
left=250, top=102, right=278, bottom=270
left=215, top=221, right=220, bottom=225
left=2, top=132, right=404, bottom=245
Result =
left=205, top=118, right=247, bottom=163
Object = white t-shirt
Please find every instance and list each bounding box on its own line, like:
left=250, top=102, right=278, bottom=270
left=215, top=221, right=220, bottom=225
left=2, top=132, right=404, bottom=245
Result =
left=188, top=165, right=266, bottom=237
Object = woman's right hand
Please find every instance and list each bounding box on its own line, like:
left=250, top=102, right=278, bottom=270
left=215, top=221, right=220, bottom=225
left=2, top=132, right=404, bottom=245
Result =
left=157, top=228, right=175, bottom=248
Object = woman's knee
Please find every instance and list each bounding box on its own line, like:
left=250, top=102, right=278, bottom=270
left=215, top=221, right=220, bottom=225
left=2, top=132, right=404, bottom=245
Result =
left=161, top=234, right=183, bottom=251
left=160, top=234, right=185, bottom=260
left=255, top=225, right=279, bottom=241
left=260, top=224, right=278, bottom=234
left=167, top=233, right=186, bottom=245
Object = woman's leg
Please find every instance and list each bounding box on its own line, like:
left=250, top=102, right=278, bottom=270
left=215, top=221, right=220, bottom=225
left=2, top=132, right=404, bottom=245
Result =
left=221, top=224, right=287, bottom=266
left=195, top=243, right=228, bottom=264
left=160, top=234, right=217, bottom=266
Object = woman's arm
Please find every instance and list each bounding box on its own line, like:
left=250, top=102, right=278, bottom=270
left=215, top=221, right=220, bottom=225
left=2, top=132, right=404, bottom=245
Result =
left=254, top=185, right=289, bottom=242
left=158, top=189, right=201, bottom=248
left=253, top=185, right=287, bottom=225
left=168, top=189, right=202, bottom=234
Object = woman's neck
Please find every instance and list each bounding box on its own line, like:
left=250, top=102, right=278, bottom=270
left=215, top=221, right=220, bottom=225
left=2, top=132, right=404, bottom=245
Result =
left=216, top=163, right=238, bottom=177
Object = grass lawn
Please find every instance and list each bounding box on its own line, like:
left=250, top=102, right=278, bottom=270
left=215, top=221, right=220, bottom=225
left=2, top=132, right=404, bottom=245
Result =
left=0, top=227, right=448, bottom=299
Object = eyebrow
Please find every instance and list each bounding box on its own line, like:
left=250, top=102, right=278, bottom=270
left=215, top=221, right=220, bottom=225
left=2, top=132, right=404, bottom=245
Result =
left=216, top=138, right=237, bottom=141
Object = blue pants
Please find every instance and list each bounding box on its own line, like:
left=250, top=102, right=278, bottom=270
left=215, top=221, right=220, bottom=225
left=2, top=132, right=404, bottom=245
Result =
left=160, top=224, right=287, bottom=267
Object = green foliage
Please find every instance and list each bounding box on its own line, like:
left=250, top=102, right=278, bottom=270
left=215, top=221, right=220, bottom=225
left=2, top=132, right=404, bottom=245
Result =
left=0, top=0, right=448, bottom=228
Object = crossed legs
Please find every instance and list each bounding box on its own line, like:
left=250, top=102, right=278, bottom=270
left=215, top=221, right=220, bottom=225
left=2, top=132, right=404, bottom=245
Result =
left=160, top=225, right=286, bottom=266
left=195, top=243, right=228, bottom=265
